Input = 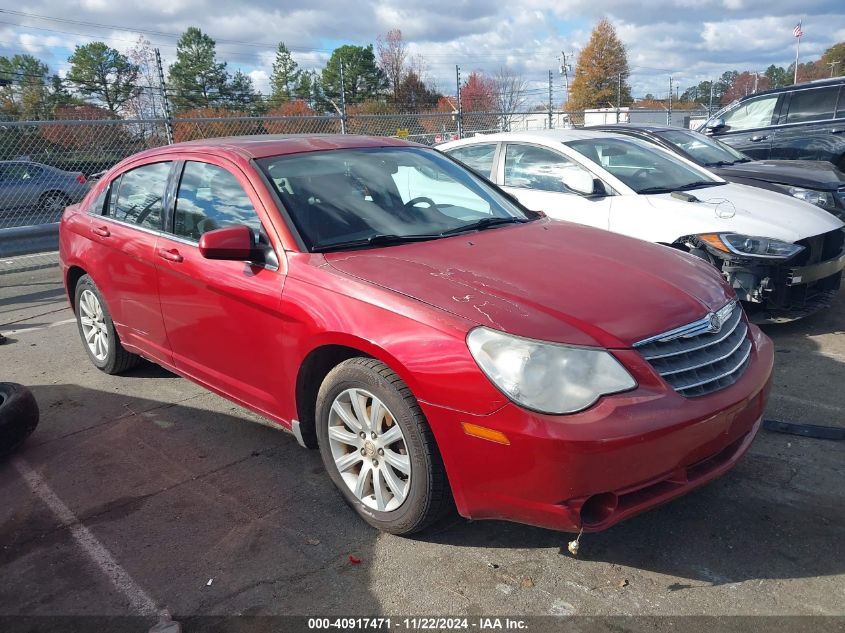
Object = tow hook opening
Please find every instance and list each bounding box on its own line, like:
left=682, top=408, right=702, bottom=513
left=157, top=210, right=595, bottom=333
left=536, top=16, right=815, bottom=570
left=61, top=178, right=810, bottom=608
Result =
left=580, top=492, right=619, bottom=527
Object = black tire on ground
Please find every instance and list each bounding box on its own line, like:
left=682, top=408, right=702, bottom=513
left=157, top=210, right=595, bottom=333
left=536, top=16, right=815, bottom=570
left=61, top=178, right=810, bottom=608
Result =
left=315, top=357, right=453, bottom=535
left=74, top=274, right=140, bottom=374
left=0, top=383, right=40, bottom=458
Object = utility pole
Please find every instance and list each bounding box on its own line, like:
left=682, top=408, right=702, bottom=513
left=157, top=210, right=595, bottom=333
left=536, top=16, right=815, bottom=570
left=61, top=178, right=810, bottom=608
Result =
left=339, top=60, right=347, bottom=134
left=616, top=73, right=622, bottom=123
left=548, top=70, right=554, bottom=129
left=828, top=61, right=842, bottom=77
left=559, top=51, right=571, bottom=104
left=154, top=47, right=173, bottom=144
left=456, top=65, right=463, bottom=139
left=667, top=76, right=673, bottom=126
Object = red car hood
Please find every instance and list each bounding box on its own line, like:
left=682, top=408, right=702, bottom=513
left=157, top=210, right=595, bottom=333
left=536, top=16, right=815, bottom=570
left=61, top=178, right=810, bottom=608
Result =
left=324, top=219, right=734, bottom=348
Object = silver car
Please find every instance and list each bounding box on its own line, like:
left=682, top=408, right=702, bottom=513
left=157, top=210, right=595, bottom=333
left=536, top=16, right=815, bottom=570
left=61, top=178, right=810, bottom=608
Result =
left=0, top=161, right=90, bottom=228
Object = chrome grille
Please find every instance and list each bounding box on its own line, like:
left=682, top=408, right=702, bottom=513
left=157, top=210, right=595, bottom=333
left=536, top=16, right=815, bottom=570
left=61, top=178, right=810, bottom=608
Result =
left=635, top=301, right=752, bottom=398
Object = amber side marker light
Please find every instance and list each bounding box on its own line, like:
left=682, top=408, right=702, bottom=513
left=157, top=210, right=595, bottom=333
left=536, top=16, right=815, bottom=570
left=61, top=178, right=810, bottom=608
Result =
left=461, top=422, right=511, bottom=445
left=698, top=233, right=730, bottom=253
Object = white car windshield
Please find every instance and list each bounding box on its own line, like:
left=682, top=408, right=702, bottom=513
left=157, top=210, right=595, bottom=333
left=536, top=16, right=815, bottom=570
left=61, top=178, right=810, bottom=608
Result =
left=566, top=137, right=722, bottom=195
left=259, top=147, right=530, bottom=251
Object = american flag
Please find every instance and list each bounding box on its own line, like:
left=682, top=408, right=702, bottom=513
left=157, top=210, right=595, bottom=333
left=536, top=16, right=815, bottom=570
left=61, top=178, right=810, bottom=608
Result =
left=793, top=22, right=804, bottom=38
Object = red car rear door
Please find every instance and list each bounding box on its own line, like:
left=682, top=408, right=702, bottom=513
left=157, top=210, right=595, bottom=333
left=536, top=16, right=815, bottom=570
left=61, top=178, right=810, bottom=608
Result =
left=154, top=156, right=288, bottom=417
left=84, top=160, right=174, bottom=364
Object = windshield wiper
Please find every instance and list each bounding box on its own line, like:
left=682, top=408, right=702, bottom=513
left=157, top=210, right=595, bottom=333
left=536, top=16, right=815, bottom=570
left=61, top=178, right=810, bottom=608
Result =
left=705, top=159, right=751, bottom=167
left=312, top=233, right=440, bottom=252
left=638, top=181, right=723, bottom=195
left=438, top=216, right=527, bottom=236
left=678, top=181, right=724, bottom=191
left=636, top=186, right=676, bottom=194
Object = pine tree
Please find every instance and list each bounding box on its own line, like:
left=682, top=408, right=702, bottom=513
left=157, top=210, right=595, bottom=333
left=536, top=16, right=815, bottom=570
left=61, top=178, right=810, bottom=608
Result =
left=270, top=43, right=300, bottom=105
left=66, top=42, right=140, bottom=114
left=566, top=18, right=631, bottom=112
left=168, top=27, right=229, bottom=110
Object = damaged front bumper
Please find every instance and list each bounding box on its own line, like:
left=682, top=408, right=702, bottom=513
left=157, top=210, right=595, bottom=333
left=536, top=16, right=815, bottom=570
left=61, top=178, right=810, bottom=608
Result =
left=688, top=229, right=845, bottom=323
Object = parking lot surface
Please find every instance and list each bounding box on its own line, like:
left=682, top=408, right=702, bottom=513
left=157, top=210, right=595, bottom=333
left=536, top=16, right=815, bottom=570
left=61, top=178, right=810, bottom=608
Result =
left=1, top=263, right=843, bottom=620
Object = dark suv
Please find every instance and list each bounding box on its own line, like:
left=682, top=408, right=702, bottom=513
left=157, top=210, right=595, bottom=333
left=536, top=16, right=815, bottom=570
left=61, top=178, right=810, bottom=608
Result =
left=699, top=77, right=845, bottom=170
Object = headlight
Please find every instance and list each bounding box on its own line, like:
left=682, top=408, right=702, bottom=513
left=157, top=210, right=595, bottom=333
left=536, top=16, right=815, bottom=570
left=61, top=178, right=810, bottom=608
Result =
left=466, top=327, right=637, bottom=414
left=699, top=233, right=804, bottom=259
left=788, top=187, right=836, bottom=210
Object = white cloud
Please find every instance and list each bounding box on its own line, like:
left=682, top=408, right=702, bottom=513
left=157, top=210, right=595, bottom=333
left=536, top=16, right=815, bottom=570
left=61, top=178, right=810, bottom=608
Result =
left=0, top=0, right=842, bottom=102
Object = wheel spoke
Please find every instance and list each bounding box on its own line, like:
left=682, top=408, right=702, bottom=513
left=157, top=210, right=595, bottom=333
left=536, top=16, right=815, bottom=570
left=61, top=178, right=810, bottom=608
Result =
left=381, top=464, right=406, bottom=504
left=373, top=468, right=388, bottom=511
left=328, top=425, right=359, bottom=447
left=380, top=424, right=402, bottom=446
left=335, top=450, right=363, bottom=473
left=84, top=326, right=96, bottom=343
left=332, top=400, right=362, bottom=434
left=369, top=398, right=385, bottom=432
left=80, top=316, right=94, bottom=327
left=383, top=448, right=410, bottom=475
left=349, top=390, right=371, bottom=432
left=354, top=462, right=372, bottom=498
left=80, top=294, right=94, bottom=319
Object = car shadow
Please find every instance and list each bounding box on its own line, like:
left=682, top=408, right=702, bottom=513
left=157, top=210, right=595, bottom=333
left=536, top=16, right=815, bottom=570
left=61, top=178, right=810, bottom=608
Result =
left=3, top=383, right=381, bottom=618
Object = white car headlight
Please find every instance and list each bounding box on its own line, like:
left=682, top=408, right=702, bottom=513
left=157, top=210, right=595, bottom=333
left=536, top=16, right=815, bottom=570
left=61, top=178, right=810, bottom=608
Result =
left=466, top=327, right=637, bottom=415
left=699, top=233, right=804, bottom=259
left=788, top=187, right=836, bottom=210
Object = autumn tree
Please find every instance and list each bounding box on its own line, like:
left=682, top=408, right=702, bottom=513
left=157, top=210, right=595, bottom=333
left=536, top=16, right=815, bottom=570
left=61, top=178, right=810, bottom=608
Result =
left=168, top=27, right=229, bottom=110
left=66, top=42, right=140, bottom=114
left=821, top=42, right=845, bottom=76
left=377, top=29, right=408, bottom=102
left=461, top=72, right=496, bottom=112
left=566, top=18, right=631, bottom=111
left=721, top=71, right=771, bottom=103
left=320, top=45, right=386, bottom=112
left=269, top=43, right=300, bottom=105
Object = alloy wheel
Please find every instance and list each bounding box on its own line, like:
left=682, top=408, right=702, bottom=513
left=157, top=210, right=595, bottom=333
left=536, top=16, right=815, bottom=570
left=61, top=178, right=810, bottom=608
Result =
left=78, top=289, right=109, bottom=362
left=328, top=387, right=411, bottom=512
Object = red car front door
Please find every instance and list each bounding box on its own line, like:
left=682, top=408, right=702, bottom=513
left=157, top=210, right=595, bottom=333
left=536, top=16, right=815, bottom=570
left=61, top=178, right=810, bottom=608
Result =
left=154, top=157, right=288, bottom=417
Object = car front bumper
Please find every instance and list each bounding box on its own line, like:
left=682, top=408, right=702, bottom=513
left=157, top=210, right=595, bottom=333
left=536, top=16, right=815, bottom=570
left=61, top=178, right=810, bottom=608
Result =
left=422, top=324, right=773, bottom=533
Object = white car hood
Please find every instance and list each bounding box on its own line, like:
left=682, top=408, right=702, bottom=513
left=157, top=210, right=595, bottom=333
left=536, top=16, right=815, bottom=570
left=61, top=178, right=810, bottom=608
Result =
left=640, top=182, right=844, bottom=243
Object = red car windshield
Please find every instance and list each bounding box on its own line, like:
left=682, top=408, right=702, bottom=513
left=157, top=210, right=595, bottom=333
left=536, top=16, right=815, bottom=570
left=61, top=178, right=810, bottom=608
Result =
left=258, top=146, right=529, bottom=251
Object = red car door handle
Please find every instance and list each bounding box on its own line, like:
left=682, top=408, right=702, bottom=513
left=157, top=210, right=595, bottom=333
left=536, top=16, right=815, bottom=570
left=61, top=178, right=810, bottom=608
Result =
left=92, top=226, right=110, bottom=237
left=749, top=135, right=769, bottom=142
left=157, top=248, right=183, bottom=263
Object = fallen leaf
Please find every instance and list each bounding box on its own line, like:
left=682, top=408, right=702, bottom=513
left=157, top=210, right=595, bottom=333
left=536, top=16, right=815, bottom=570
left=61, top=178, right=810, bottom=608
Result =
left=521, top=577, right=535, bottom=588
left=348, top=555, right=362, bottom=564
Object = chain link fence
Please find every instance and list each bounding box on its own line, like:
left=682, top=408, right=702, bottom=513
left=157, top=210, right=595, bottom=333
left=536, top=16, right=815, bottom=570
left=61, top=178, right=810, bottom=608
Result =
left=0, top=108, right=701, bottom=269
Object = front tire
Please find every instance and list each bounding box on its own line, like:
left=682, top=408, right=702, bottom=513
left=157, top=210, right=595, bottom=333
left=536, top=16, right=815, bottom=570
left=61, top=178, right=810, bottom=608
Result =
left=316, top=358, right=452, bottom=535
left=74, top=275, right=140, bottom=374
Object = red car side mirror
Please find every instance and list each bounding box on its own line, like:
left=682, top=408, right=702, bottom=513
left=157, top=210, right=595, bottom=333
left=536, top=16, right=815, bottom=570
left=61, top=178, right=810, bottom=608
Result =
left=198, top=225, right=254, bottom=261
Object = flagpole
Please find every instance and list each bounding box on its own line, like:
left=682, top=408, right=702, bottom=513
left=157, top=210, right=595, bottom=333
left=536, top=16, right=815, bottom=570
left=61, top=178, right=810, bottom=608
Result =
left=794, top=34, right=801, bottom=83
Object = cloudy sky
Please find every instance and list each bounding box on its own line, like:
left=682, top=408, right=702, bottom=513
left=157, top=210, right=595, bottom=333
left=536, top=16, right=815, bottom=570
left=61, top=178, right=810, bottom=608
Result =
left=1, top=0, right=843, bottom=105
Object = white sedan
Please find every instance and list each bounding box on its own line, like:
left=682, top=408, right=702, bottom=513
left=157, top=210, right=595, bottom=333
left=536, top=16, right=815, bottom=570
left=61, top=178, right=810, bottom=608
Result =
left=437, top=129, right=845, bottom=321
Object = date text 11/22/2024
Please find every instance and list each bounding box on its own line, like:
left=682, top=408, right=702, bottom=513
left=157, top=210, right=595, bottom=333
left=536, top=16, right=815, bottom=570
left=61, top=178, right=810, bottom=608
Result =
left=307, top=617, right=528, bottom=630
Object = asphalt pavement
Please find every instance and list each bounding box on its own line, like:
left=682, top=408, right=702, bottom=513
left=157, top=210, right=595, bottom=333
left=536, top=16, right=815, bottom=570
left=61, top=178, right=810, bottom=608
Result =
left=0, top=263, right=843, bottom=624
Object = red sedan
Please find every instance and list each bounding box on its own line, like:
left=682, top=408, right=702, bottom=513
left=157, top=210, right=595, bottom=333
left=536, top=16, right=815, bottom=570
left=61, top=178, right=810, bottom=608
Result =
left=59, top=135, right=774, bottom=535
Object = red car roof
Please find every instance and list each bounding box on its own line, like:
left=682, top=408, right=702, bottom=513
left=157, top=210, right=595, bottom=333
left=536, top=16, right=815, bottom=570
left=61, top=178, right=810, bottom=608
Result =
left=135, top=134, right=420, bottom=161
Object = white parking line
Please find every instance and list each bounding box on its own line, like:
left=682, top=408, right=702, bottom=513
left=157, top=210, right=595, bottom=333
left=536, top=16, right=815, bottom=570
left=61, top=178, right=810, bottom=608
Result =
left=3, top=318, right=76, bottom=336
left=13, top=457, right=161, bottom=616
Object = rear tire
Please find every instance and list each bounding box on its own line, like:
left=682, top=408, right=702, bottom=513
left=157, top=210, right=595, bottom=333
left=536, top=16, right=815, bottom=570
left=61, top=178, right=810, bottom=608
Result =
left=39, top=191, right=71, bottom=222
left=74, top=275, right=140, bottom=374
left=0, top=383, right=39, bottom=458
left=316, top=358, right=453, bottom=535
